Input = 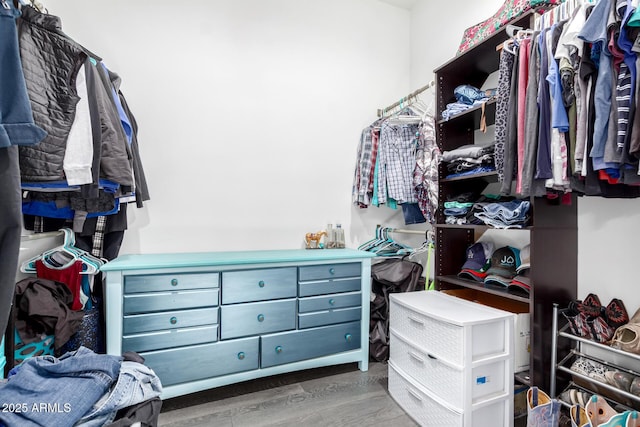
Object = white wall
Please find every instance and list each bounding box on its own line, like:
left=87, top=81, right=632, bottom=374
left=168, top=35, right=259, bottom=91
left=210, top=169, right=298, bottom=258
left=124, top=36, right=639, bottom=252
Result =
left=43, top=0, right=415, bottom=254
left=409, top=0, right=640, bottom=312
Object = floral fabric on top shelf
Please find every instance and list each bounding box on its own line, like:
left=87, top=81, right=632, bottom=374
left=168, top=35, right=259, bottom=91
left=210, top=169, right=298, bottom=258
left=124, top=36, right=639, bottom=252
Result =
left=457, top=0, right=561, bottom=55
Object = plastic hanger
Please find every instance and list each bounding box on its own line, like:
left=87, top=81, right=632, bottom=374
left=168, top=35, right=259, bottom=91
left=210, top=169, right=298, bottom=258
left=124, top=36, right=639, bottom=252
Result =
left=21, top=228, right=102, bottom=275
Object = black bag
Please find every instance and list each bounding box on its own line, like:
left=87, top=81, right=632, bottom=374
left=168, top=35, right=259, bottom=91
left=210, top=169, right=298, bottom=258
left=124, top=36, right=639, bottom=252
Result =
left=369, top=258, right=424, bottom=362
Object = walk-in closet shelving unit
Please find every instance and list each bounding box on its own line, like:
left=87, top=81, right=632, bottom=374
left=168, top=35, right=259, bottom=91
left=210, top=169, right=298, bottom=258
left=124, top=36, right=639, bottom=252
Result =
left=433, top=9, right=577, bottom=393
left=551, top=304, right=640, bottom=411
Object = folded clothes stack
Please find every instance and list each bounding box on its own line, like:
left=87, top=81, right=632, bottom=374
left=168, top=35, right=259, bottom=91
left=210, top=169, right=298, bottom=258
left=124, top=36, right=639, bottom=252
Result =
left=442, top=143, right=495, bottom=178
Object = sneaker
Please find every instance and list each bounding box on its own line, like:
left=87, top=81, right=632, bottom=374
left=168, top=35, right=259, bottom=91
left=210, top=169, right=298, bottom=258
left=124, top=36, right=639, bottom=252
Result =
left=631, top=376, right=640, bottom=396
left=570, top=357, right=611, bottom=383
left=604, top=370, right=634, bottom=392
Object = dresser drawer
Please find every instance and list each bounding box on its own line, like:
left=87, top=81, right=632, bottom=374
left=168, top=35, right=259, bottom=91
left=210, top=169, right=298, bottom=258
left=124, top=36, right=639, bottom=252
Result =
left=389, top=329, right=506, bottom=411
left=298, top=262, right=361, bottom=281
left=298, top=292, right=361, bottom=313
left=222, top=268, right=297, bottom=304
left=123, top=289, right=219, bottom=315
left=388, top=362, right=508, bottom=427
left=123, top=307, right=219, bottom=334
left=220, top=299, right=296, bottom=339
left=141, top=338, right=259, bottom=386
left=298, top=277, right=361, bottom=297
left=261, top=321, right=361, bottom=368
left=123, top=324, right=219, bottom=353
left=124, top=272, right=219, bottom=294
left=298, top=307, right=361, bottom=329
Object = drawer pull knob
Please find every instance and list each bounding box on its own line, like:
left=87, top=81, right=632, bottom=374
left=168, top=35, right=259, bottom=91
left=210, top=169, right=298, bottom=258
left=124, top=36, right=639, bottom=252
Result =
left=258, top=280, right=265, bottom=288
left=329, top=299, right=336, bottom=306
left=275, top=346, right=283, bottom=354
left=329, top=268, right=335, bottom=275
left=408, top=316, right=425, bottom=326
left=344, top=333, right=352, bottom=342
left=407, top=388, right=423, bottom=402
left=408, top=351, right=424, bottom=364
left=237, top=352, right=245, bottom=360
left=170, top=317, right=178, bottom=325
left=170, top=278, right=178, bottom=287
left=257, top=314, right=265, bottom=322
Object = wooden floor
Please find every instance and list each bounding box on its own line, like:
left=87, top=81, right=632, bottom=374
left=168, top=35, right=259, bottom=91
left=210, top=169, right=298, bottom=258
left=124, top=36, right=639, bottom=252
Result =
left=158, top=362, right=418, bottom=427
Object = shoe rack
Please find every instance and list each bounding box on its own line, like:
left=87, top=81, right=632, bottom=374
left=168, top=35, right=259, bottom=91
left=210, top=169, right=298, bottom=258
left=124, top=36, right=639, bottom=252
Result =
left=551, top=304, right=640, bottom=411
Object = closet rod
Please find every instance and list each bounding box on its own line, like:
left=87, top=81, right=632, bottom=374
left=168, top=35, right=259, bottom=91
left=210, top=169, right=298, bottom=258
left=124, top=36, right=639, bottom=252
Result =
left=377, top=80, right=435, bottom=118
left=387, top=228, right=426, bottom=235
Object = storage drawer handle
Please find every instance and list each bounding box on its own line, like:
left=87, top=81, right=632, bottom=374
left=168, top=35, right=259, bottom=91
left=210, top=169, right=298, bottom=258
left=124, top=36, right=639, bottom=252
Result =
left=170, top=278, right=178, bottom=287
left=169, top=316, right=178, bottom=325
left=237, top=352, right=245, bottom=360
left=275, top=346, right=283, bottom=354
left=329, top=298, right=336, bottom=306
left=407, top=388, right=423, bottom=402
left=408, top=351, right=424, bottom=364
left=408, top=316, right=424, bottom=326
left=344, top=333, right=352, bottom=342
left=329, top=268, right=335, bottom=275
left=257, top=314, right=265, bottom=322
left=427, top=353, right=437, bottom=360
left=258, top=280, right=265, bottom=288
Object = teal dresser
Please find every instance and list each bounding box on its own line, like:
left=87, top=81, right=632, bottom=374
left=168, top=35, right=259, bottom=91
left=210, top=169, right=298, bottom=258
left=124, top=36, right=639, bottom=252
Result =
left=100, top=249, right=375, bottom=399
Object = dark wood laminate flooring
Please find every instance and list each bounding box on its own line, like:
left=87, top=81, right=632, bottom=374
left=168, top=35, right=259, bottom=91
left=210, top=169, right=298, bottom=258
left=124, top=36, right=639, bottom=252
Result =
left=158, top=362, right=418, bottom=427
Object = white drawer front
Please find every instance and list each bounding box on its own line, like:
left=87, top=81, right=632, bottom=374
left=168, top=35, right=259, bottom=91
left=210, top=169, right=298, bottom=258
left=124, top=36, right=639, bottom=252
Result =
left=390, top=299, right=464, bottom=367
left=390, top=329, right=508, bottom=409
left=388, top=362, right=462, bottom=426
left=388, top=362, right=509, bottom=427
left=390, top=329, right=463, bottom=409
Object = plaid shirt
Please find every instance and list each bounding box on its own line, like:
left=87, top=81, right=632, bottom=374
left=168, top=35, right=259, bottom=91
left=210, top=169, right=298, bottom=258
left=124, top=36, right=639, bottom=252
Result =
left=377, top=122, right=419, bottom=204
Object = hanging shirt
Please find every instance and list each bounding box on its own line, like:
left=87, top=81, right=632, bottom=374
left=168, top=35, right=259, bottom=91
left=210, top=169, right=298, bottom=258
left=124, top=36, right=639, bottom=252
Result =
left=376, top=122, right=419, bottom=205
left=579, top=0, right=615, bottom=171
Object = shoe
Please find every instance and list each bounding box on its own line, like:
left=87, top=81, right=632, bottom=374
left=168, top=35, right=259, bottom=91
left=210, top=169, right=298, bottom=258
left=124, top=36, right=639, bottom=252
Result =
left=630, top=376, right=640, bottom=396
left=586, top=395, right=619, bottom=426
left=589, top=315, right=616, bottom=343
left=605, top=299, right=630, bottom=329
left=627, top=411, right=640, bottom=427
left=571, top=357, right=612, bottom=383
left=565, top=311, right=593, bottom=339
left=570, top=293, right=604, bottom=318
left=571, top=404, right=593, bottom=427
left=528, top=386, right=561, bottom=426
left=604, top=371, right=634, bottom=392
left=611, top=323, right=640, bottom=355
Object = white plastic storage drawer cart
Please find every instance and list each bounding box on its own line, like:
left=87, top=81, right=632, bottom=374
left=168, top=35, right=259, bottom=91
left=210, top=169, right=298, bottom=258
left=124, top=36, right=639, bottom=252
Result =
left=388, top=291, right=515, bottom=427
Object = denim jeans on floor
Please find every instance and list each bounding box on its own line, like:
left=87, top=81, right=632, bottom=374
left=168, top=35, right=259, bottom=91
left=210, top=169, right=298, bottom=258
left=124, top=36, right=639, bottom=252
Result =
left=76, top=361, right=162, bottom=427
left=0, top=347, right=121, bottom=427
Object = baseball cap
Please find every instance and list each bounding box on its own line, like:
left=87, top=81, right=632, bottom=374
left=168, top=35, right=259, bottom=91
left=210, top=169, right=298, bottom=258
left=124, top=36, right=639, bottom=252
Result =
left=485, top=246, right=521, bottom=279
left=516, top=244, right=530, bottom=273
left=460, top=242, right=494, bottom=271
left=457, top=242, right=493, bottom=281
left=458, top=268, right=488, bottom=282
left=508, top=274, right=531, bottom=297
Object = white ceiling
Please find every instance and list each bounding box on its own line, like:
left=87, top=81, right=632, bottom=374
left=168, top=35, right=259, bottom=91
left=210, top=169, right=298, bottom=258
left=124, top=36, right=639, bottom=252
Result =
left=377, top=0, right=418, bottom=10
